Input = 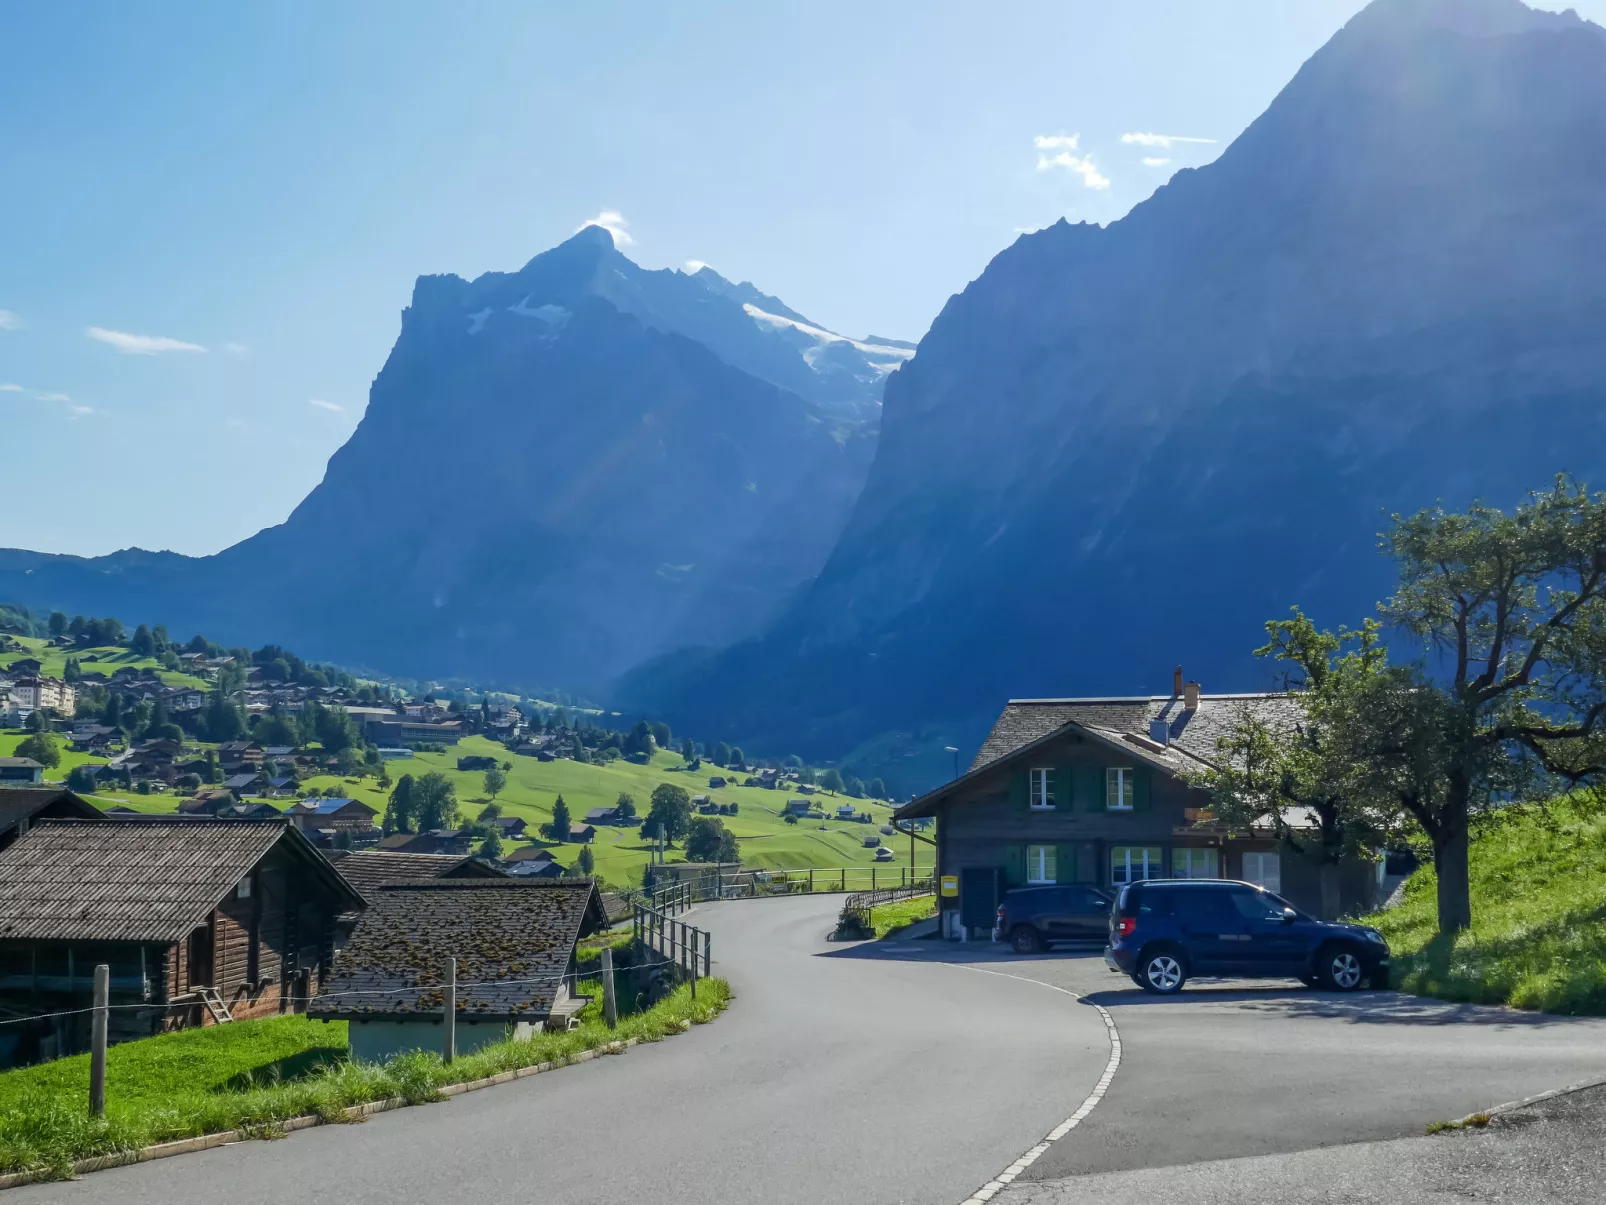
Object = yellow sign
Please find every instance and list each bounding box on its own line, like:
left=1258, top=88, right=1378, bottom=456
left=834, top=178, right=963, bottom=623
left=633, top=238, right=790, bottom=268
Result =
left=940, top=874, right=959, bottom=898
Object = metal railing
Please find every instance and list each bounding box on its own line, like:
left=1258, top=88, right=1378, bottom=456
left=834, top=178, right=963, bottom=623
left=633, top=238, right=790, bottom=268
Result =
left=838, top=881, right=936, bottom=932
left=633, top=894, right=711, bottom=988
left=652, top=865, right=933, bottom=901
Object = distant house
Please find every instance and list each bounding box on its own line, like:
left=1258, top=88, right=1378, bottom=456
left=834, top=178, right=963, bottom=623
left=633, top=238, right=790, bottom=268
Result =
left=260, top=746, right=295, bottom=759
left=505, top=858, right=566, bottom=879
left=288, top=798, right=378, bottom=843
left=796, top=784, right=818, bottom=795
left=490, top=816, right=527, bottom=839
left=224, top=773, right=268, bottom=795
left=217, top=741, right=263, bottom=770
left=0, top=817, right=364, bottom=1068
left=377, top=747, right=413, bottom=760
left=502, top=845, right=555, bottom=866
left=568, top=823, right=595, bottom=844
left=783, top=800, right=813, bottom=816
left=324, top=849, right=506, bottom=893
left=836, top=804, right=857, bottom=820
left=163, top=688, right=206, bottom=712
left=707, top=776, right=727, bottom=789
left=9, top=676, right=75, bottom=717
left=309, top=880, right=606, bottom=1062
left=378, top=829, right=474, bottom=857
left=8, top=658, right=42, bottom=676
left=583, top=806, right=619, bottom=826
left=456, top=755, right=498, bottom=772
left=0, top=758, right=44, bottom=787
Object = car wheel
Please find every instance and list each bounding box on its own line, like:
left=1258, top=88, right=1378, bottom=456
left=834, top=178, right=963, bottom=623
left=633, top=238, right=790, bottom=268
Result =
left=1319, top=945, right=1365, bottom=991
left=1136, top=947, right=1187, bottom=994
left=1011, top=925, right=1042, bottom=955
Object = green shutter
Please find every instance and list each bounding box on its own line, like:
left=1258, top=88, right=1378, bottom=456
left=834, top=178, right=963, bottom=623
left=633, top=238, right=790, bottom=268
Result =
left=1083, top=765, right=1106, bottom=812
left=1056, top=765, right=1075, bottom=811
left=1133, top=767, right=1152, bottom=811
left=1003, top=844, right=1026, bottom=887
left=1010, top=770, right=1029, bottom=812
left=1056, top=844, right=1076, bottom=884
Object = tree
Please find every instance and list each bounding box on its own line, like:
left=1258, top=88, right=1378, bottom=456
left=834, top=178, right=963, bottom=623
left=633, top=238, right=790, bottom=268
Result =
left=151, top=623, right=169, bottom=652
left=867, top=778, right=888, bottom=801
left=844, top=776, right=865, bottom=798
left=1191, top=609, right=1394, bottom=919
left=680, top=737, right=697, bottom=761
left=546, top=794, right=573, bottom=842
left=479, top=831, right=504, bottom=859
left=314, top=705, right=359, bottom=754
left=728, top=746, right=745, bottom=768
left=47, top=611, right=67, bottom=639
left=67, top=764, right=99, bottom=793
left=479, top=801, right=503, bottom=823
left=383, top=774, right=416, bottom=835
left=820, top=768, right=844, bottom=795
left=254, top=706, right=299, bottom=748
left=614, top=792, right=637, bottom=820
left=16, top=732, right=59, bottom=770
left=645, top=783, right=692, bottom=845
left=130, top=624, right=156, bottom=658
left=25, top=708, right=49, bottom=734
left=712, top=741, right=731, bottom=766
left=62, top=657, right=81, bottom=685
left=483, top=765, right=507, bottom=800
left=335, top=745, right=367, bottom=778
left=649, top=721, right=671, bottom=749
left=622, top=720, right=655, bottom=758
left=576, top=845, right=595, bottom=875
left=798, top=765, right=817, bottom=786
left=202, top=691, right=245, bottom=743
left=784, top=812, right=799, bottom=825
left=685, top=817, right=740, bottom=863
left=412, top=772, right=459, bottom=831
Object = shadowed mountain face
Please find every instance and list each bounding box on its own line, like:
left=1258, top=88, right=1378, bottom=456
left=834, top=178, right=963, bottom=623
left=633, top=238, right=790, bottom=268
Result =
left=0, top=230, right=887, bottom=690
left=620, top=0, right=1606, bottom=782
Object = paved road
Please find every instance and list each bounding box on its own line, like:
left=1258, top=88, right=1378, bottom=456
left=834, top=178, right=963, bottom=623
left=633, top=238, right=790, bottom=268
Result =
left=15, top=895, right=1111, bottom=1205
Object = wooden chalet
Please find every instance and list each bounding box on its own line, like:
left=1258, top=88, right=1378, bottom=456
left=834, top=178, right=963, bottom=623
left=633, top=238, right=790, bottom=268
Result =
left=0, top=787, right=102, bottom=855
left=0, top=818, right=364, bottom=1068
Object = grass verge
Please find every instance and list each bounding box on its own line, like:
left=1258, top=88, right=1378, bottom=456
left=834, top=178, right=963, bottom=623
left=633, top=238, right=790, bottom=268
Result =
left=869, top=894, right=937, bottom=939
left=0, top=978, right=730, bottom=1180
left=1364, top=795, right=1606, bottom=1014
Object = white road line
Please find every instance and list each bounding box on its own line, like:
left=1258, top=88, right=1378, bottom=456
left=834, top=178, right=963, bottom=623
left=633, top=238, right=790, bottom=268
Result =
left=943, top=966, right=1123, bottom=1205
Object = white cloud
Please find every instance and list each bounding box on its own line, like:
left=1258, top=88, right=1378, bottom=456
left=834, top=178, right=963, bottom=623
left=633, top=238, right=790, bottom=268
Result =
left=685, top=260, right=709, bottom=273
left=1142, top=157, right=1172, bottom=168
left=1036, top=149, right=1111, bottom=191
left=1121, top=132, right=1217, bottom=149
left=86, top=327, right=206, bottom=355
left=68, top=405, right=95, bottom=417
left=222, top=341, right=249, bottom=355
left=0, top=383, right=22, bottom=392
left=576, top=210, right=634, bottom=246
left=0, top=311, right=21, bottom=331
left=1033, top=133, right=1081, bottom=151
left=308, top=398, right=343, bottom=412
left=34, top=391, right=71, bottom=403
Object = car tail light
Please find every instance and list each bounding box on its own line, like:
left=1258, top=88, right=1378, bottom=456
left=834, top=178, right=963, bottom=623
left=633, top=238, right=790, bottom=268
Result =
left=1118, top=917, right=1136, bottom=938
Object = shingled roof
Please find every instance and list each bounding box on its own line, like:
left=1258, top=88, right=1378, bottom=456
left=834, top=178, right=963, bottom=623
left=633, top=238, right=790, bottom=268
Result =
left=0, top=787, right=102, bottom=836
left=325, top=849, right=505, bottom=892
left=309, top=880, right=607, bottom=1021
left=0, top=818, right=365, bottom=943
left=895, top=692, right=1304, bottom=820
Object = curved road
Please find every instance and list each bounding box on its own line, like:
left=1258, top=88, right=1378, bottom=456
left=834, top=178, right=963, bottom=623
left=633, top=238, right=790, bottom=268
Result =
left=17, top=895, right=1111, bottom=1205
left=20, top=894, right=1606, bottom=1204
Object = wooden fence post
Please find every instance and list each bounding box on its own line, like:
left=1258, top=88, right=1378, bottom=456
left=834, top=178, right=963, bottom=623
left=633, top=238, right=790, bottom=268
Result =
left=704, top=933, right=711, bottom=980
left=601, top=948, right=618, bottom=1029
left=840, top=868, right=846, bottom=892
left=89, top=963, right=108, bottom=1119
left=872, top=867, right=877, bottom=892
left=443, top=956, right=457, bottom=1064
left=690, top=931, right=698, bottom=1001
left=809, top=868, right=815, bottom=894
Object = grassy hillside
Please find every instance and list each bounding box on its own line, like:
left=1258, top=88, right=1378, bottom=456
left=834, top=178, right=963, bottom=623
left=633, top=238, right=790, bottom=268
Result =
left=1367, top=797, right=1606, bottom=1015
left=12, top=729, right=935, bottom=885
left=0, top=635, right=209, bottom=691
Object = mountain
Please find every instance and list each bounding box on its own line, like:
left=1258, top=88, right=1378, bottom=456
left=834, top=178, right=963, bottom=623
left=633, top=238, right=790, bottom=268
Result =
left=0, top=229, right=890, bottom=690
left=620, top=0, right=1606, bottom=788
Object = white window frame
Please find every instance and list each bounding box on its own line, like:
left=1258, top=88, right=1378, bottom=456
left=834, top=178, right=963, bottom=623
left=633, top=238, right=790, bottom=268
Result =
left=1105, top=766, right=1135, bottom=811
left=1026, top=844, right=1057, bottom=884
left=1110, top=845, right=1162, bottom=886
left=1028, top=767, right=1056, bottom=810
left=1242, top=851, right=1282, bottom=894
left=1172, top=847, right=1220, bottom=880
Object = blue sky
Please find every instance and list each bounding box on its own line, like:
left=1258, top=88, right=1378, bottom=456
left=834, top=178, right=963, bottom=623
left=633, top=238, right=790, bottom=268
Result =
left=4, top=0, right=1601, bottom=557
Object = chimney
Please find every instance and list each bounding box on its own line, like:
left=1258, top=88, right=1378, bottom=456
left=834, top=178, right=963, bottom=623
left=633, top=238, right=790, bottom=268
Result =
left=1184, top=680, right=1201, bottom=712
left=1172, top=665, right=1184, bottom=697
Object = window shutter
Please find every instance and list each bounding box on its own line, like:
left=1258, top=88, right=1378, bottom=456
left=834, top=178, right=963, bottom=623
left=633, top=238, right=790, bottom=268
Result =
left=1056, top=844, right=1076, bottom=884
left=1083, top=765, right=1105, bottom=812
left=1055, top=765, right=1074, bottom=811
left=1003, top=844, right=1026, bottom=887
left=1133, top=767, right=1152, bottom=811
left=1010, top=771, right=1029, bottom=811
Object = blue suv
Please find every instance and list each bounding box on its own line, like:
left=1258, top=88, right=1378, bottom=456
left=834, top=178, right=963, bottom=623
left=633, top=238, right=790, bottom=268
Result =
left=1104, top=879, right=1390, bottom=993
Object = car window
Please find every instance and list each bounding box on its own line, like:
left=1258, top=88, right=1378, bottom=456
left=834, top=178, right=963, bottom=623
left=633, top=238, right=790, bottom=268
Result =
left=1225, top=887, right=1284, bottom=921
left=1172, top=885, right=1233, bottom=921
left=1071, top=887, right=1107, bottom=910
left=1134, top=887, right=1175, bottom=917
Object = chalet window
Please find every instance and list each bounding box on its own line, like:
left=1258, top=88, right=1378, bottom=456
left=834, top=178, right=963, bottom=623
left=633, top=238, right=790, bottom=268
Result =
left=1172, top=848, right=1220, bottom=879
left=236, top=879, right=252, bottom=899
left=1242, top=851, right=1282, bottom=894
left=1026, top=844, right=1057, bottom=884
left=1028, top=768, right=1055, bottom=810
left=1110, top=845, right=1162, bottom=886
left=1105, top=767, right=1135, bottom=811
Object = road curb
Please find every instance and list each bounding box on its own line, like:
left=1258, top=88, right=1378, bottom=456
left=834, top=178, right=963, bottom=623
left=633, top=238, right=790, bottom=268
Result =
left=0, top=1037, right=647, bottom=1191
left=1443, top=1074, right=1606, bottom=1129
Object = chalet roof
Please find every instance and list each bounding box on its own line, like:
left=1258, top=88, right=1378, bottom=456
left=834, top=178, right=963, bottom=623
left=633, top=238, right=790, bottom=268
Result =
left=308, top=880, right=605, bottom=1020
left=895, top=692, right=1303, bottom=820
left=0, top=788, right=101, bottom=832
left=0, top=758, right=43, bottom=771
left=326, top=849, right=505, bottom=892
left=306, top=796, right=375, bottom=816
left=0, top=818, right=365, bottom=943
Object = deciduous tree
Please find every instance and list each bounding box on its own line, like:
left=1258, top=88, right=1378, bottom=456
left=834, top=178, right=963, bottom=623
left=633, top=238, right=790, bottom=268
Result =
left=645, top=783, right=692, bottom=845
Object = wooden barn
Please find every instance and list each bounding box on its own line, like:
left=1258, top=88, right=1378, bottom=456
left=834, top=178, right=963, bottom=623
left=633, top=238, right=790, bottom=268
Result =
left=0, top=817, right=365, bottom=1068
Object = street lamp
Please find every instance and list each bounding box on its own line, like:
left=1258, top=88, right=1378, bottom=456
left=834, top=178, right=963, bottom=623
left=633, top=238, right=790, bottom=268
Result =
left=944, top=746, right=959, bottom=781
